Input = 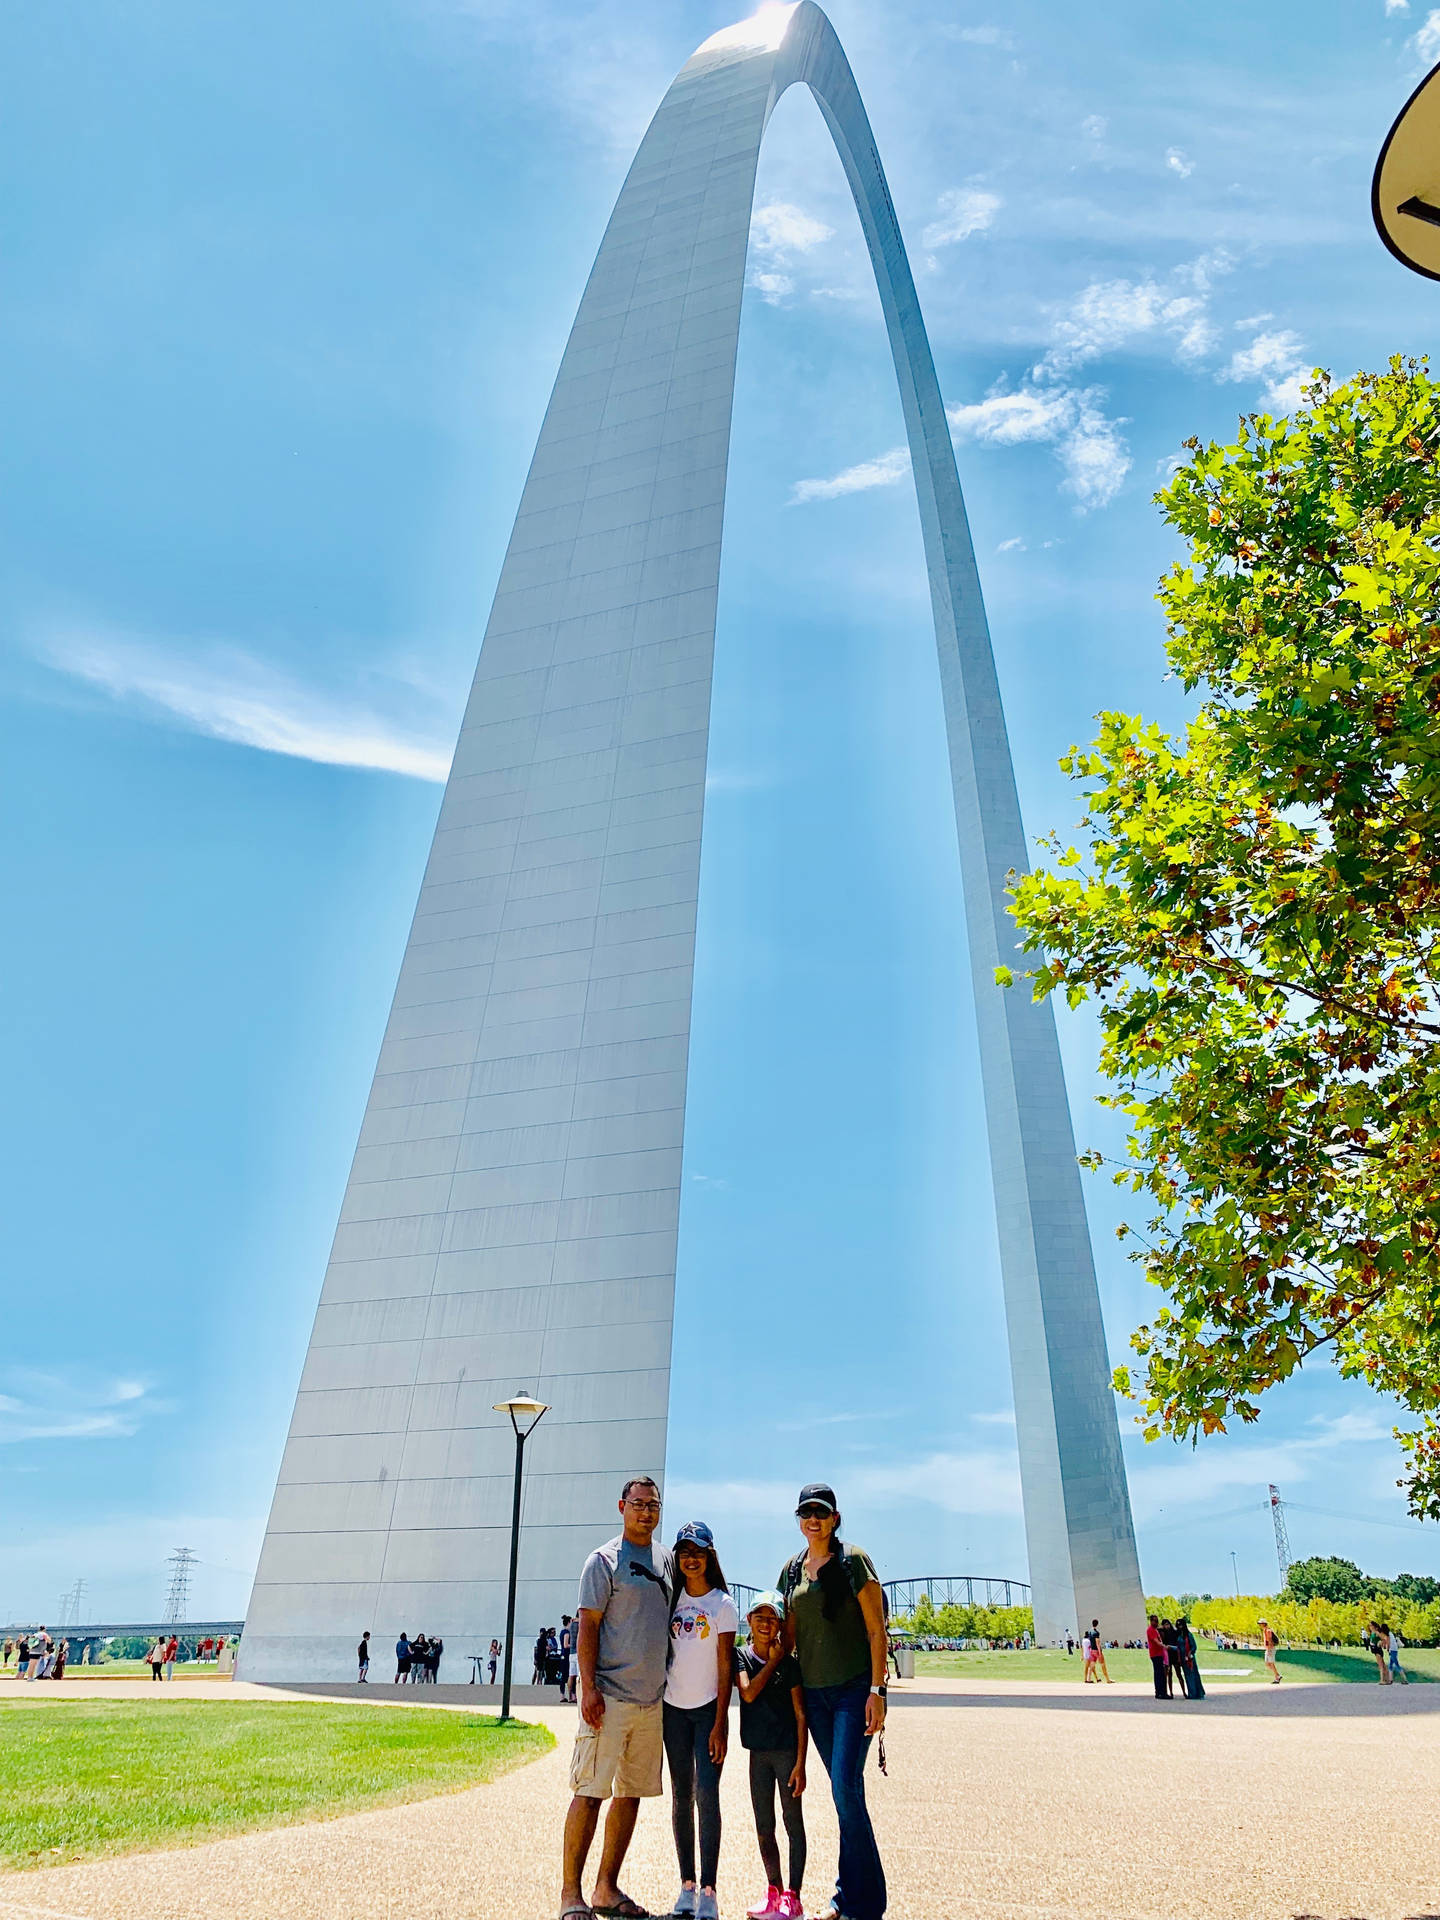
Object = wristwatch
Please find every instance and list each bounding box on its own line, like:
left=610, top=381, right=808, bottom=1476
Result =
left=869, top=1683, right=887, bottom=1696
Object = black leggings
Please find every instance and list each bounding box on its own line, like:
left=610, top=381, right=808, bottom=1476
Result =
left=749, top=1747, right=806, bottom=1894
left=663, top=1700, right=723, bottom=1888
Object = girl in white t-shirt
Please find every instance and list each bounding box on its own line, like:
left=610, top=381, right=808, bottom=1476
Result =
left=664, top=1520, right=738, bottom=1920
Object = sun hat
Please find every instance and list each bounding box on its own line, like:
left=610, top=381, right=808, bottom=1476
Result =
left=674, top=1520, right=715, bottom=1550
left=746, top=1590, right=787, bottom=1621
left=795, top=1482, right=837, bottom=1515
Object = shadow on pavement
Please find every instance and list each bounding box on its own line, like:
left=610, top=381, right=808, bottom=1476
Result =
left=894, top=1685, right=1440, bottom=1718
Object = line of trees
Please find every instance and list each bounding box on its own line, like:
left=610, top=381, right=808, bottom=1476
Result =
left=893, top=1597, right=1035, bottom=1640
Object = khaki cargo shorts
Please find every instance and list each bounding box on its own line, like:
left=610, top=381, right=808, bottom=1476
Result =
left=569, top=1696, right=663, bottom=1799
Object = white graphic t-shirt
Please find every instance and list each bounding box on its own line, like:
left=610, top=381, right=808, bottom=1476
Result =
left=665, top=1586, right=740, bottom=1709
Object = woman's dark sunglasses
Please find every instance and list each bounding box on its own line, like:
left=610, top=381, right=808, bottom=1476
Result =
left=796, top=1504, right=831, bottom=1519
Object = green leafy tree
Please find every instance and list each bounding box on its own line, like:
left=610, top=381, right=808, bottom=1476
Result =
left=1004, top=360, right=1440, bottom=1513
left=1391, top=1571, right=1440, bottom=1603
left=1282, top=1554, right=1369, bottom=1605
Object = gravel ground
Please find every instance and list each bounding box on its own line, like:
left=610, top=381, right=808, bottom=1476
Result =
left=2, top=1680, right=1437, bottom=1920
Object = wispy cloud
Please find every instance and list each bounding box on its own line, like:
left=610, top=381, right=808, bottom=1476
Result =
left=1414, top=8, right=1440, bottom=60
left=0, top=1370, right=162, bottom=1444
left=41, top=624, right=455, bottom=782
left=948, top=385, right=1132, bottom=509
left=1080, top=114, right=1108, bottom=141
left=1037, top=253, right=1231, bottom=378
left=1220, top=327, right=1309, bottom=410
left=922, top=186, right=1002, bottom=249
left=1389, top=0, right=1411, bottom=14
left=1165, top=146, right=1194, bottom=179
left=789, top=446, right=911, bottom=504
left=748, top=200, right=834, bottom=306
left=953, top=24, right=1016, bottom=47
left=671, top=1445, right=1023, bottom=1520
left=1127, top=1411, right=1394, bottom=1523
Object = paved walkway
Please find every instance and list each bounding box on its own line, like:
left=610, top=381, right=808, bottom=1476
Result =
left=4, top=1682, right=1438, bottom=1919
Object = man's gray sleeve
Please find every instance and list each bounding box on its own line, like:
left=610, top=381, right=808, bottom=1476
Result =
left=577, top=1551, right=612, bottom=1614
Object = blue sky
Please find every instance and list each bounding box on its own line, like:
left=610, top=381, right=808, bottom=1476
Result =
left=5, top=0, right=1440, bottom=1624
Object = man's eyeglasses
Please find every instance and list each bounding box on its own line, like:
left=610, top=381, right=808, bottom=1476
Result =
left=625, top=1498, right=662, bottom=1514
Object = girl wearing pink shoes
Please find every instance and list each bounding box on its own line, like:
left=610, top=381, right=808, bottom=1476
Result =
left=736, top=1592, right=808, bottom=1920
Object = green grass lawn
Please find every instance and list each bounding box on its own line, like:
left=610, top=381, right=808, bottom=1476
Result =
left=0, top=1700, right=553, bottom=1871
left=913, top=1645, right=1440, bottom=1685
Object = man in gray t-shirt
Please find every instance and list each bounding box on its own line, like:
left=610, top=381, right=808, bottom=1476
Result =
left=561, top=1476, right=673, bottom=1920
left=577, top=1530, right=674, bottom=1706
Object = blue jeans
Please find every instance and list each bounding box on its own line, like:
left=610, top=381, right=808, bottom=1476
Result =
left=804, top=1677, right=886, bottom=1920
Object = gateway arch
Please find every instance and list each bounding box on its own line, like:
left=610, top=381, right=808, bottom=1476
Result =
left=240, top=1, right=1144, bottom=1678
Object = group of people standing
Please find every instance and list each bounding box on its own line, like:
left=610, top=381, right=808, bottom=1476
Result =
left=1144, top=1615, right=1208, bottom=1699
left=5, top=1631, right=68, bottom=1680
left=372, top=1630, right=444, bottom=1682
left=560, top=1476, right=889, bottom=1920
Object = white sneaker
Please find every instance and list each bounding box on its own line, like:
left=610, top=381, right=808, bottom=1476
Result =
left=696, top=1894, right=720, bottom=1920
left=673, top=1889, right=698, bottom=1917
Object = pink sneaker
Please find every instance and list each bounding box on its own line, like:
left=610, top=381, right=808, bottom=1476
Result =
left=746, top=1890, right=782, bottom=1919
left=776, top=1897, right=805, bottom=1919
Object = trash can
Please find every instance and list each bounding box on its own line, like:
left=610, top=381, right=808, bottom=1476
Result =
left=895, top=1647, right=915, bottom=1679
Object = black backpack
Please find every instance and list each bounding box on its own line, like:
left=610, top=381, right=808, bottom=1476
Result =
left=778, top=1545, right=887, bottom=1623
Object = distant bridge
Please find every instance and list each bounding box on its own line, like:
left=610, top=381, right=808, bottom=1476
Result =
left=730, top=1577, right=1029, bottom=1618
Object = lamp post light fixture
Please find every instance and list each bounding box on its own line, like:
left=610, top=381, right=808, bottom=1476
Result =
left=1374, top=58, right=1440, bottom=279
left=494, top=1392, right=549, bottom=1721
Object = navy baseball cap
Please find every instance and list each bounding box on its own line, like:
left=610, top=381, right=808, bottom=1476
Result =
left=674, top=1520, right=715, bottom=1549
left=796, top=1483, right=837, bottom=1515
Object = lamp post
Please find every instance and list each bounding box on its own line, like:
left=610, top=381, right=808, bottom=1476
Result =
left=493, top=1392, right=549, bottom=1721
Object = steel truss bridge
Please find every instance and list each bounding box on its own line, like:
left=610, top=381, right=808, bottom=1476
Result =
left=731, top=1577, right=1029, bottom=1617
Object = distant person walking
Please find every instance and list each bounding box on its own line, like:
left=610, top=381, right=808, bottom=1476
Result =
left=147, top=1639, right=165, bottom=1682
left=1082, top=1625, right=1100, bottom=1683
left=1259, top=1619, right=1281, bottom=1684
left=394, top=1632, right=412, bottom=1684
left=777, top=1483, right=889, bottom=1920
left=736, top=1590, right=808, bottom=1920
left=164, top=1636, right=178, bottom=1681
left=488, top=1638, right=500, bottom=1685
left=1384, top=1624, right=1408, bottom=1685
left=560, top=1476, right=674, bottom=1920
left=357, top=1632, right=371, bottom=1682
left=1090, top=1620, right=1111, bottom=1683
left=1146, top=1616, right=1168, bottom=1700
left=1368, top=1627, right=1391, bottom=1684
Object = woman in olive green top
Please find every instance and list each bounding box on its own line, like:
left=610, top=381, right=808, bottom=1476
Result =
left=777, top=1483, right=888, bottom=1920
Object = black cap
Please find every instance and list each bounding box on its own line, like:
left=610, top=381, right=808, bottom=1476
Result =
left=796, top=1482, right=837, bottom=1515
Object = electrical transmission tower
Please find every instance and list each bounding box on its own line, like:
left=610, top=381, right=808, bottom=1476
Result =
left=56, top=1578, right=87, bottom=1628
left=163, top=1548, right=197, bottom=1625
left=1268, top=1484, right=1292, bottom=1583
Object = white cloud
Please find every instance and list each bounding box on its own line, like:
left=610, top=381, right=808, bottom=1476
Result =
left=922, top=186, right=1002, bottom=249
left=789, top=445, right=911, bottom=504
left=1389, top=0, right=1411, bottom=13
left=749, top=269, right=794, bottom=305
left=1221, top=327, right=1309, bottom=409
left=0, top=1369, right=163, bottom=1445
left=751, top=201, right=833, bottom=256
left=1165, top=146, right=1194, bottom=179
left=1127, top=1411, right=1394, bottom=1524
left=997, top=536, right=1026, bottom=552
left=748, top=200, right=833, bottom=303
left=671, top=1447, right=1024, bottom=1521
left=1080, top=113, right=1108, bottom=140
left=1414, top=6, right=1440, bottom=58
left=948, top=383, right=1131, bottom=509
left=41, top=625, right=454, bottom=781
left=955, top=24, right=1016, bottom=46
